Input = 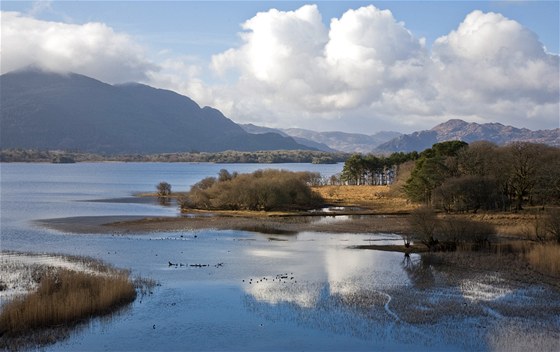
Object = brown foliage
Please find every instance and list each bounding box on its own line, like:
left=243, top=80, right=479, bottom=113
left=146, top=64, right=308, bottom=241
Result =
left=0, top=269, right=136, bottom=340
left=181, top=169, right=324, bottom=211
left=439, top=217, right=495, bottom=249
left=409, top=208, right=496, bottom=251
left=409, top=207, right=439, bottom=249
left=525, top=244, right=560, bottom=277
left=156, top=181, right=172, bottom=197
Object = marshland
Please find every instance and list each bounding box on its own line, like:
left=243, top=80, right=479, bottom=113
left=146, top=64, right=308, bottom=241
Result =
left=1, top=149, right=559, bottom=351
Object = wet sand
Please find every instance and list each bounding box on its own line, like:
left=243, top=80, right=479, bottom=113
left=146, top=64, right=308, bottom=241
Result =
left=38, top=213, right=412, bottom=235
left=38, top=216, right=152, bottom=234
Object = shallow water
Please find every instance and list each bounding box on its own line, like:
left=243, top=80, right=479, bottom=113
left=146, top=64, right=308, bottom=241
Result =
left=1, top=163, right=559, bottom=351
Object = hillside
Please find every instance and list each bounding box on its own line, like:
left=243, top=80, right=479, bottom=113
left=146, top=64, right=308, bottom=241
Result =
left=377, top=119, right=560, bottom=152
left=0, top=68, right=311, bottom=153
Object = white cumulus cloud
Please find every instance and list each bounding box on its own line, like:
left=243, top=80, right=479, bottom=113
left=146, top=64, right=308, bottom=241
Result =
left=1, top=5, right=557, bottom=133
left=209, top=5, right=430, bottom=129
left=0, top=11, right=156, bottom=83
left=431, top=10, right=559, bottom=129
left=208, top=5, right=558, bottom=132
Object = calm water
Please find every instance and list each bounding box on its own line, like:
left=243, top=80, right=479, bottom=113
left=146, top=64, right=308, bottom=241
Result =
left=1, top=163, right=558, bottom=351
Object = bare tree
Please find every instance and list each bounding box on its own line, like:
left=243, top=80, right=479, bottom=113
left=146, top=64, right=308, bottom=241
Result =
left=409, top=207, right=439, bottom=251
left=503, top=142, right=547, bottom=210
left=156, top=181, right=172, bottom=197
left=544, top=208, right=560, bottom=243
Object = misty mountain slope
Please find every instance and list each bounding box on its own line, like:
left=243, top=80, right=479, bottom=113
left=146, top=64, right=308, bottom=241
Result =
left=377, top=119, right=560, bottom=152
left=240, top=124, right=337, bottom=152
left=282, top=128, right=401, bottom=153
left=241, top=124, right=401, bottom=153
left=0, top=68, right=311, bottom=153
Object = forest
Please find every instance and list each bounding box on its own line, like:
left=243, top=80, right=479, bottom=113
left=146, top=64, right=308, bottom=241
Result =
left=341, top=141, right=560, bottom=213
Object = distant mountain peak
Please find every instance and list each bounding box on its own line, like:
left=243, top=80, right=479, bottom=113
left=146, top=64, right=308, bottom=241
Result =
left=377, top=119, right=559, bottom=152
left=431, top=119, right=469, bottom=131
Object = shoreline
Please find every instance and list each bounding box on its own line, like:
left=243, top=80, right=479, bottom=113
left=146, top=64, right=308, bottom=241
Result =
left=35, top=209, right=560, bottom=288
left=37, top=212, right=413, bottom=235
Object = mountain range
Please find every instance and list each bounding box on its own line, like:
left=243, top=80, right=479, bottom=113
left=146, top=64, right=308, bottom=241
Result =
left=1, top=68, right=557, bottom=155
left=241, top=124, right=401, bottom=153
left=376, top=119, right=559, bottom=152
left=0, top=68, right=311, bottom=153
left=242, top=120, right=559, bottom=153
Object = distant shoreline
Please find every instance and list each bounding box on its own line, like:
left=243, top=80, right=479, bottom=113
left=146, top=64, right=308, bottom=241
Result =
left=0, top=149, right=350, bottom=164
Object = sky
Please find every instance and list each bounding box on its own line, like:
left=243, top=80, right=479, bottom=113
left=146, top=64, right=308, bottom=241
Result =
left=1, top=1, right=559, bottom=134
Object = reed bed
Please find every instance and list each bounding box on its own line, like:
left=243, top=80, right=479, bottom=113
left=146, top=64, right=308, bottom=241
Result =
left=0, top=268, right=135, bottom=336
left=525, top=244, right=560, bottom=277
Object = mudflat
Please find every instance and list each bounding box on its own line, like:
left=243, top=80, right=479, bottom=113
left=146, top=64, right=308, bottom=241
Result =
left=38, top=212, right=413, bottom=235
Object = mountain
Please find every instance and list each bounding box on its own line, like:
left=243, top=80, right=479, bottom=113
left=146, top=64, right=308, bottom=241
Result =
left=377, top=119, right=560, bottom=152
left=0, top=68, right=312, bottom=153
left=240, top=124, right=337, bottom=152
left=282, top=128, right=401, bottom=153
left=240, top=124, right=400, bottom=153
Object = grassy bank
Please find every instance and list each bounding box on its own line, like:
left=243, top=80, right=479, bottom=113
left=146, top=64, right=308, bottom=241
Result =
left=312, top=185, right=417, bottom=213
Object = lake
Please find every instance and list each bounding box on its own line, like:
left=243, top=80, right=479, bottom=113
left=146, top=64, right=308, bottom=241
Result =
left=1, top=163, right=559, bottom=351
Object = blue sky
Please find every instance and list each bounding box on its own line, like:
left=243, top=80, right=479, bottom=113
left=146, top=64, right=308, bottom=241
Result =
left=5, top=1, right=558, bottom=56
left=1, top=1, right=559, bottom=133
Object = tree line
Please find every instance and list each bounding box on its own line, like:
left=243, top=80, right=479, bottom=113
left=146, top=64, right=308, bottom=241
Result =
left=0, top=148, right=349, bottom=164
left=403, top=141, right=560, bottom=212
left=340, top=151, right=419, bottom=185
left=341, top=141, right=560, bottom=212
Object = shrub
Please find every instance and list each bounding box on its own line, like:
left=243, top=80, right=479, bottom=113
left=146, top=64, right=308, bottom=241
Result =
left=409, top=207, right=439, bottom=250
left=409, top=208, right=495, bottom=251
left=180, top=169, right=324, bottom=212
left=439, top=217, right=495, bottom=250
left=544, top=208, right=560, bottom=243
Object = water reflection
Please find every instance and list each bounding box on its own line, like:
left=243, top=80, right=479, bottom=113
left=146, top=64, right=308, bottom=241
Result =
left=240, top=238, right=560, bottom=350
left=401, top=253, right=436, bottom=289
left=243, top=236, right=410, bottom=325
left=157, top=196, right=171, bottom=206
left=310, top=215, right=351, bottom=225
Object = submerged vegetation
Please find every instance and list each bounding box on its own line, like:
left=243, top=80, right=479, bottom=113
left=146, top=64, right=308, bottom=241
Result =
left=408, top=206, right=496, bottom=252
left=404, top=206, right=560, bottom=277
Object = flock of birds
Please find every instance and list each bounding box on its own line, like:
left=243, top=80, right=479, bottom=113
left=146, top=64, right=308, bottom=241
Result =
left=243, top=273, right=297, bottom=285
left=168, top=261, right=224, bottom=268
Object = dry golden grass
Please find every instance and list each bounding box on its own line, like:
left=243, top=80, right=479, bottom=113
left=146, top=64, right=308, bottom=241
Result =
left=312, top=185, right=417, bottom=213
left=0, top=268, right=136, bottom=346
left=444, top=212, right=548, bottom=240
left=526, top=244, right=560, bottom=277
